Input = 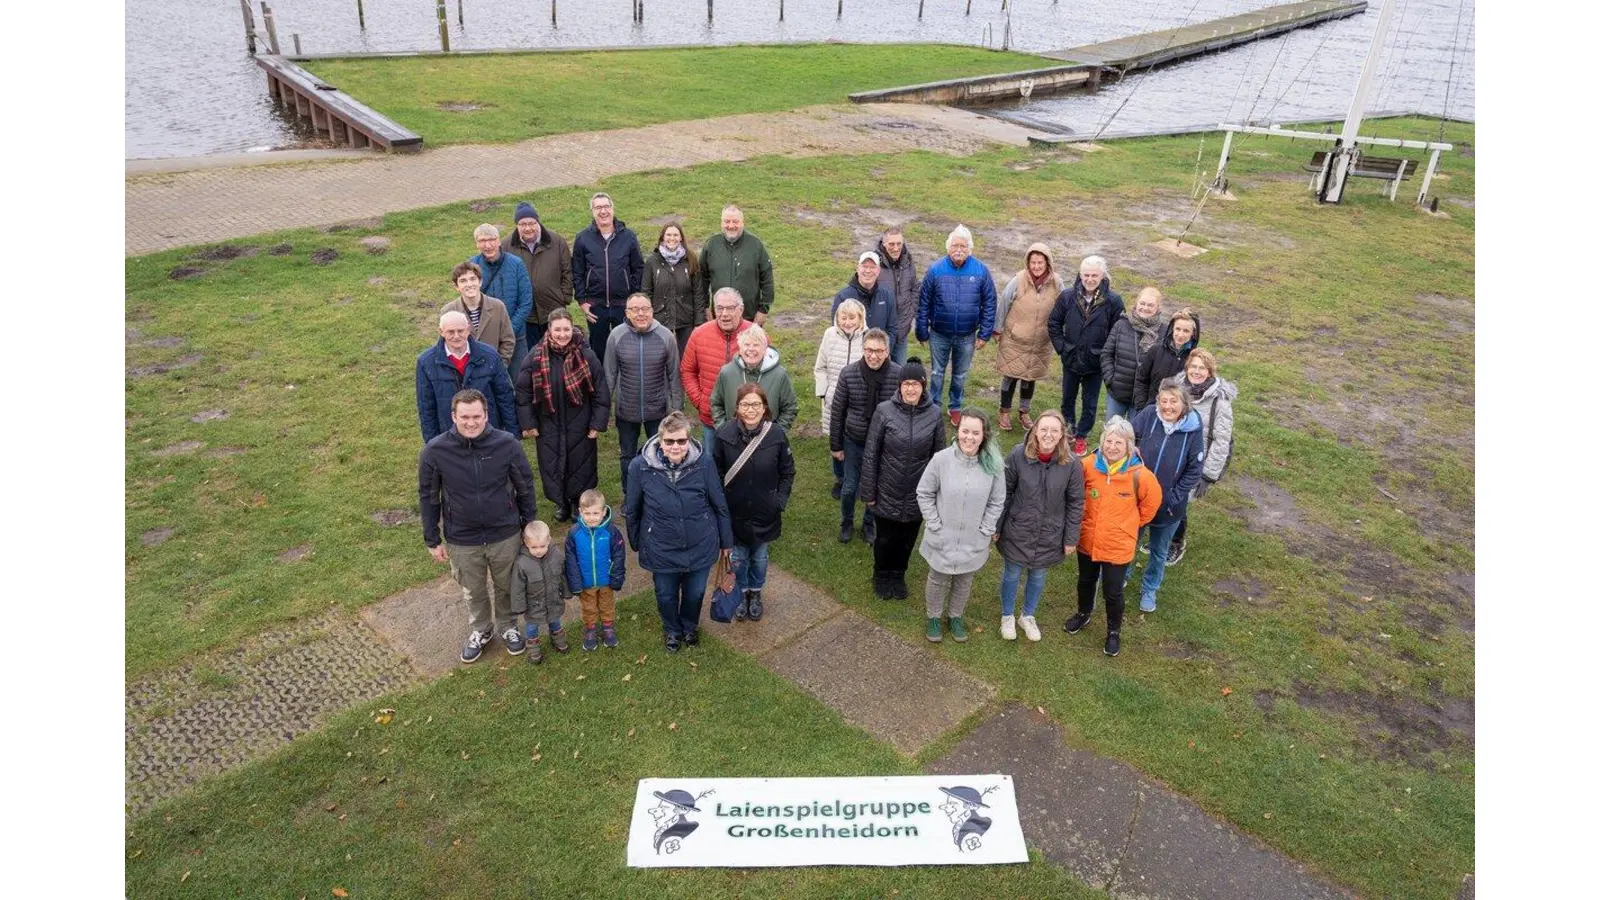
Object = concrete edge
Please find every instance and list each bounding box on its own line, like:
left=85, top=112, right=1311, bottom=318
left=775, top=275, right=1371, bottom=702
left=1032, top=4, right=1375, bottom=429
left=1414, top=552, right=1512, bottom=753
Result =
left=126, top=149, right=378, bottom=176
left=287, top=40, right=1051, bottom=62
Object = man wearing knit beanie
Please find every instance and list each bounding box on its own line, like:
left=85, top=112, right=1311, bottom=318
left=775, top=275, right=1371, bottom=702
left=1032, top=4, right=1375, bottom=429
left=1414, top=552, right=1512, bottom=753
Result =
left=503, top=200, right=574, bottom=363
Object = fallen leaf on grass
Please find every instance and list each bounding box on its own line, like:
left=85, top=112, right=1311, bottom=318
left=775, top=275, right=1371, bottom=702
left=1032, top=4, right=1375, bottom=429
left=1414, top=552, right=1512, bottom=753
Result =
left=332, top=888, right=349, bottom=898
left=576, top=674, right=587, bottom=681
left=635, top=654, right=649, bottom=665
left=688, top=661, right=698, bottom=670
left=573, top=749, right=581, bottom=759
left=1263, top=812, right=1273, bottom=820
left=1036, top=706, right=1046, bottom=716
left=1359, top=596, right=1373, bottom=603
left=531, top=753, right=542, bottom=763
left=129, top=849, right=143, bottom=860
left=325, top=803, right=338, bottom=813
left=668, top=722, right=679, bottom=731
left=180, top=870, right=190, bottom=883
left=1187, top=740, right=1197, bottom=749
left=452, top=838, right=462, bottom=847
left=460, top=751, right=470, bottom=760
left=627, top=728, right=636, bottom=737
left=395, top=798, right=405, bottom=809
left=622, top=673, right=632, bottom=682
left=1220, top=687, right=1234, bottom=697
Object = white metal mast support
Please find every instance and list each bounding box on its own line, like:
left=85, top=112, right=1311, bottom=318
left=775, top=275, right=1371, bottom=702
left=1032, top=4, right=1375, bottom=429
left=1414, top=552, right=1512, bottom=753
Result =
left=1322, top=0, right=1398, bottom=203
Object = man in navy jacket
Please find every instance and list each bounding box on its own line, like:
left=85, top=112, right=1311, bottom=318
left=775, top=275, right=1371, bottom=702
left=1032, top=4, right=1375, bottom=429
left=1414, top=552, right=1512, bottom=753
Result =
left=416, top=311, right=518, bottom=443
left=571, top=192, right=644, bottom=367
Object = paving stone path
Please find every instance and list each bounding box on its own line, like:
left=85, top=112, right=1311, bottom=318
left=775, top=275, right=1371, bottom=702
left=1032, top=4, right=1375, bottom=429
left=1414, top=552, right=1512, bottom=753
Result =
left=124, top=103, right=1047, bottom=256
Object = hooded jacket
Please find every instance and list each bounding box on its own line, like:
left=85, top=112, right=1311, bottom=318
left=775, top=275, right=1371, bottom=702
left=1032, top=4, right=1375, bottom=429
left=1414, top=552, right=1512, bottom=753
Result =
left=916, top=255, right=997, bottom=340
left=503, top=226, right=574, bottom=326
left=418, top=424, right=537, bottom=548
left=997, top=442, right=1085, bottom=569
left=468, top=250, right=533, bottom=340
left=1159, top=373, right=1237, bottom=483
left=876, top=239, right=920, bottom=344
left=642, top=246, right=705, bottom=332
left=1129, top=406, right=1206, bottom=525
left=830, top=276, right=897, bottom=338
left=710, top=347, right=799, bottom=431
left=564, top=505, right=626, bottom=592
left=624, top=435, right=734, bottom=573
left=994, top=243, right=1065, bottom=383
left=572, top=218, right=645, bottom=308
left=1076, top=449, right=1162, bottom=565
left=512, top=541, right=567, bottom=622
left=712, top=419, right=796, bottom=546
left=681, top=318, right=754, bottom=426
left=814, top=306, right=867, bottom=435
left=1048, top=275, right=1126, bottom=375
left=1134, top=315, right=1202, bottom=412
left=859, top=389, right=947, bottom=522
left=917, top=445, right=1007, bottom=575
left=604, top=319, right=683, bottom=425
left=828, top=357, right=903, bottom=452
left=415, top=337, right=518, bottom=443
left=698, top=230, right=775, bottom=320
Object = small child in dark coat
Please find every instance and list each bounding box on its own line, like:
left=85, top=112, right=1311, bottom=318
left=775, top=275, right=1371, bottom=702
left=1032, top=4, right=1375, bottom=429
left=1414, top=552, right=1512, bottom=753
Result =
left=565, top=489, right=627, bottom=651
left=512, top=520, right=572, bottom=664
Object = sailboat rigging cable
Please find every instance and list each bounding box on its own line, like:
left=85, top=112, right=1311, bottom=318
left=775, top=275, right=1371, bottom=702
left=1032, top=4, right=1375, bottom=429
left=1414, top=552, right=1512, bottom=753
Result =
left=1088, top=0, right=1209, bottom=142
left=1436, top=0, right=1469, bottom=144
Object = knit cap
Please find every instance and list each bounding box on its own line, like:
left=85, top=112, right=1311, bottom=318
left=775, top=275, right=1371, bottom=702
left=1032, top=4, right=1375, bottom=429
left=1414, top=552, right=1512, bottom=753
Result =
left=514, top=202, right=540, bottom=224
left=900, top=357, right=927, bottom=386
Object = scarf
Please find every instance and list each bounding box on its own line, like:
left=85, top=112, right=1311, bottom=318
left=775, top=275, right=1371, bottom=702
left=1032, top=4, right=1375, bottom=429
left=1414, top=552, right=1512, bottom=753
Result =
left=1128, top=312, right=1165, bottom=353
left=1038, top=451, right=1054, bottom=464
left=1186, top=376, right=1214, bottom=401
left=1104, top=454, right=1129, bottom=476
left=860, top=357, right=888, bottom=401
left=658, top=244, right=686, bottom=266
left=528, top=331, right=594, bottom=410
left=1077, top=284, right=1102, bottom=315
left=1160, top=414, right=1182, bottom=435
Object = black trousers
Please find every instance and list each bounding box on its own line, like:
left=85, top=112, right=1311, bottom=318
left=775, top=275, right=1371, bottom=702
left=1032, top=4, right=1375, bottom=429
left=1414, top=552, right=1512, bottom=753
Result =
left=1076, top=552, right=1128, bottom=631
left=873, top=514, right=923, bottom=576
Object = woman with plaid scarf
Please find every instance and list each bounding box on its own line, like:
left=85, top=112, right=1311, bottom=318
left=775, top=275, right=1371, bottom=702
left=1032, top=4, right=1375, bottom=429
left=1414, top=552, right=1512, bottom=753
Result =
left=516, top=309, right=612, bottom=522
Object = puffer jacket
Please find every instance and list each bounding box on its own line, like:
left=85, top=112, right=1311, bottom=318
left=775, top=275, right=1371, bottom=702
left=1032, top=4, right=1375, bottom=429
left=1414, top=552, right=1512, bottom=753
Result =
left=813, top=311, right=866, bottom=435
left=1101, top=311, right=1168, bottom=407
left=572, top=218, right=644, bottom=308
left=712, top=420, right=796, bottom=546
left=994, top=243, right=1064, bottom=382
left=877, top=240, right=920, bottom=344
left=681, top=319, right=753, bottom=426
left=1160, top=373, right=1237, bottom=484
left=916, top=255, right=997, bottom=340
left=642, top=247, right=704, bottom=332
left=503, top=226, right=573, bottom=326
left=831, top=276, right=897, bottom=337
left=917, top=446, right=1007, bottom=575
left=1076, top=450, right=1162, bottom=565
left=859, top=389, right=946, bottom=522
left=511, top=542, right=567, bottom=619
left=1129, top=407, right=1206, bottom=526
left=828, top=358, right=902, bottom=452
left=604, top=319, right=682, bottom=425
left=710, top=347, right=799, bottom=431
left=997, top=443, right=1085, bottom=569
left=1135, top=315, right=1202, bottom=412
left=623, top=436, right=733, bottom=572
left=564, top=506, right=626, bottom=592
left=1048, top=276, right=1126, bottom=375
left=468, top=250, right=533, bottom=340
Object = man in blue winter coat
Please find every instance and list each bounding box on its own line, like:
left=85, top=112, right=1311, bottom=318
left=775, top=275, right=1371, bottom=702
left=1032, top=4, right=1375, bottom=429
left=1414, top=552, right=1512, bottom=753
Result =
left=416, top=311, right=518, bottom=443
left=915, top=225, right=997, bottom=427
left=469, top=224, right=533, bottom=376
left=571, top=192, right=645, bottom=366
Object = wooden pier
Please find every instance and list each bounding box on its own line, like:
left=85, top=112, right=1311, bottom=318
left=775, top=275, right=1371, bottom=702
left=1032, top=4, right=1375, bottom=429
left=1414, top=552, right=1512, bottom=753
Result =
left=256, top=55, right=422, bottom=153
left=1039, top=0, right=1367, bottom=70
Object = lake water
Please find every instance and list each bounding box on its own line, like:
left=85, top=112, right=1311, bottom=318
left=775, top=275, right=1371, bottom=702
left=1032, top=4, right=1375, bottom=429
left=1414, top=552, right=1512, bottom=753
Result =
left=124, top=0, right=1473, bottom=158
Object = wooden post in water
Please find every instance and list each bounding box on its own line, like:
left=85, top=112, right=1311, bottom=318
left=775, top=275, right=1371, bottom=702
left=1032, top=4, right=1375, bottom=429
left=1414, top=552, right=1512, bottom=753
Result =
left=436, top=0, right=450, bottom=51
left=551, top=0, right=557, bottom=27
left=966, top=0, right=972, bottom=16
left=239, top=0, right=257, bottom=53
left=458, top=0, right=464, bottom=27
left=357, top=0, right=365, bottom=29
left=707, top=0, right=713, bottom=24
left=261, top=3, right=281, bottom=55
left=918, top=0, right=924, bottom=20
left=637, top=1, right=643, bottom=23
left=779, top=0, right=784, bottom=22
left=837, top=0, right=843, bottom=19
left=292, top=33, right=301, bottom=55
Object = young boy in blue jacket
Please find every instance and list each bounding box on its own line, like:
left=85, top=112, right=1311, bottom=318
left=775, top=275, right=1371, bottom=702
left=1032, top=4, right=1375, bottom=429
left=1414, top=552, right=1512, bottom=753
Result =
left=565, top=489, right=627, bottom=651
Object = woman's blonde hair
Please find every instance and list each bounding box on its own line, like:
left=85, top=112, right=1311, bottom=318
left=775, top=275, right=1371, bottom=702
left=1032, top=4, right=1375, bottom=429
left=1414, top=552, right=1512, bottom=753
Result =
left=1023, top=410, right=1072, bottom=464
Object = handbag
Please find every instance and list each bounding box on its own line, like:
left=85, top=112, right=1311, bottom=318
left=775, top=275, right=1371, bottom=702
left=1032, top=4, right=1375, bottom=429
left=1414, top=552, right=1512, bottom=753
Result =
left=708, top=552, right=740, bottom=624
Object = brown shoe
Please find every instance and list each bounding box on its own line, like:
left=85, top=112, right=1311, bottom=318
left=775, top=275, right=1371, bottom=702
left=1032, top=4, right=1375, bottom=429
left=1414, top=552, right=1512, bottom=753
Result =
left=1018, top=410, right=1034, bottom=430
left=998, top=408, right=1013, bottom=431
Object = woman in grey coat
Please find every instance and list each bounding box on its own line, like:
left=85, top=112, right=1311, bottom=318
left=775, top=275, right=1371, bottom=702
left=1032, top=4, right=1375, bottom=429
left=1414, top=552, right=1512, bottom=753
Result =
left=917, top=408, right=1006, bottom=644
left=995, top=410, right=1085, bottom=642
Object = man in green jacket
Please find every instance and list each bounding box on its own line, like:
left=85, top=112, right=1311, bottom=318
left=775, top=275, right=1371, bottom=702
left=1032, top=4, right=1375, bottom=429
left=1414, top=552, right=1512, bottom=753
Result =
left=699, top=205, right=775, bottom=325
left=710, top=324, right=798, bottom=431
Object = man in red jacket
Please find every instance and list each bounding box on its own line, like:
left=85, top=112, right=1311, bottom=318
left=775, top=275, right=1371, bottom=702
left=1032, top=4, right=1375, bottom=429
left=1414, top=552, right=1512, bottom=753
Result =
left=680, top=287, right=752, bottom=454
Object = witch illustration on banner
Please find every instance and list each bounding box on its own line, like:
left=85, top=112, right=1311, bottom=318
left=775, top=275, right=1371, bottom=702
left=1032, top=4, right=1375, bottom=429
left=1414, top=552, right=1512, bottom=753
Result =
left=649, top=787, right=715, bottom=854
left=938, top=784, right=998, bottom=852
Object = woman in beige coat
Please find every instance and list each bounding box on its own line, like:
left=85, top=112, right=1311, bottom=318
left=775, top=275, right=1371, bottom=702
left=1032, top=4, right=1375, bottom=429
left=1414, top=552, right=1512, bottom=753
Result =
left=994, top=243, right=1063, bottom=431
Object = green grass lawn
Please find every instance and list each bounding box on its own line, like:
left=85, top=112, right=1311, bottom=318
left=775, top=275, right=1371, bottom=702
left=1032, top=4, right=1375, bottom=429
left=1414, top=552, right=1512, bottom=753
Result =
left=126, top=117, right=1474, bottom=898
left=303, top=44, right=1053, bottom=144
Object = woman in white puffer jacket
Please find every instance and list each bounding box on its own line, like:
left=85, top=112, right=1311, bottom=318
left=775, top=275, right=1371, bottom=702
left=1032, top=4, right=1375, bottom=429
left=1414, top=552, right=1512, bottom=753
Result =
left=814, top=298, right=866, bottom=497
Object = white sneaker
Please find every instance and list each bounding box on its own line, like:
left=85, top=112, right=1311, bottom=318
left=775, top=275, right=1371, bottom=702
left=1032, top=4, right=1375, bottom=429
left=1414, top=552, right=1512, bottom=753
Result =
left=1000, top=615, right=1017, bottom=641
left=1019, top=615, right=1042, bottom=642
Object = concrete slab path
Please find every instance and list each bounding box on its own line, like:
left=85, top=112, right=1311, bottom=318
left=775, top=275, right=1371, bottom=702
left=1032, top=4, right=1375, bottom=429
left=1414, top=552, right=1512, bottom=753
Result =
left=125, top=103, right=1049, bottom=256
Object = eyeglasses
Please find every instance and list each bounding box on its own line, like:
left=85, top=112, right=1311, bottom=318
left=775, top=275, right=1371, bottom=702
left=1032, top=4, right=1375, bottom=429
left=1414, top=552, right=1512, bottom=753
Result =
left=660, top=437, right=690, bottom=446
left=863, top=347, right=889, bottom=355
left=736, top=401, right=765, bottom=409
left=714, top=304, right=741, bottom=312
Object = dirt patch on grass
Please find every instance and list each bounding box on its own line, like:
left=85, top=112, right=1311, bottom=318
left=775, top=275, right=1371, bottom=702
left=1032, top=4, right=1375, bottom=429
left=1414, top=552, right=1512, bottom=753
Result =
left=371, top=509, right=419, bottom=528
left=1291, top=681, right=1473, bottom=769
left=782, top=205, right=921, bottom=251
left=189, top=409, right=229, bottom=423
left=311, top=248, right=340, bottom=265
left=128, top=354, right=203, bottom=378
left=269, top=243, right=294, bottom=256
left=168, top=265, right=206, bottom=280
left=141, top=528, right=175, bottom=547
left=767, top=310, right=825, bottom=331
left=277, top=545, right=313, bottom=563
left=468, top=201, right=500, bottom=213
left=205, top=447, right=248, bottom=458
left=436, top=101, right=495, bottom=112
left=323, top=216, right=384, bottom=233
left=191, top=244, right=259, bottom=261
left=152, top=441, right=204, bottom=457
left=1213, top=578, right=1272, bottom=607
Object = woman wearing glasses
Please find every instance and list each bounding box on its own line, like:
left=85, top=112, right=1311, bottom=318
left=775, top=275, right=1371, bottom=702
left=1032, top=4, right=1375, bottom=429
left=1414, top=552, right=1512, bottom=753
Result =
left=711, top=384, right=796, bottom=623
left=625, top=411, right=734, bottom=652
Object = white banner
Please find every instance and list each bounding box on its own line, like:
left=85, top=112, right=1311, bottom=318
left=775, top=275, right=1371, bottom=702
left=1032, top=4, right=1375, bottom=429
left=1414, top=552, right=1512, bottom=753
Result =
left=626, top=775, right=1028, bottom=867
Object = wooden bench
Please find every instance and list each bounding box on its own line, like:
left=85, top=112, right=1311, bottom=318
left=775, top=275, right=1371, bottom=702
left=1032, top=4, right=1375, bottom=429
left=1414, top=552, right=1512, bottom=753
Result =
left=1305, top=150, right=1412, bottom=200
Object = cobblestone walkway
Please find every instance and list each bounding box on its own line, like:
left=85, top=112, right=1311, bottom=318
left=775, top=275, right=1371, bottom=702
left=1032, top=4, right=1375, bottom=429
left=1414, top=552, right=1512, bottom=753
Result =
left=125, top=103, right=1044, bottom=255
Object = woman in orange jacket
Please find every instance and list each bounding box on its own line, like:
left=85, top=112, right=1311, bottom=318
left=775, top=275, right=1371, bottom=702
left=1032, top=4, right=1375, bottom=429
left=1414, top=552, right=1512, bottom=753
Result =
left=1063, top=416, right=1162, bottom=657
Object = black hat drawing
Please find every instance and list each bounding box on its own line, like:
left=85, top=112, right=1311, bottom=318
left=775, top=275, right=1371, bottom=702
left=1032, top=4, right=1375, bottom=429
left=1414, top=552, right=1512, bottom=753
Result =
left=939, top=784, right=997, bottom=851
left=938, top=786, right=991, bottom=808
left=652, top=789, right=703, bottom=812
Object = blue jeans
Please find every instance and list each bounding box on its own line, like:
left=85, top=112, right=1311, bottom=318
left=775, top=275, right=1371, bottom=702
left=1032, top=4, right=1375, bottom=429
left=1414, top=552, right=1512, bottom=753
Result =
left=508, top=334, right=529, bottom=382
left=731, top=542, right=770, bottom=592
left=928, top=331, right=976, bottom=412
left=1061, top=367, right=1103, bottom=438
left=840, top=438, right=874, bottom=527
left=891, top=334, right=908, bottom=365
left=1135, top=518, right=1183, bottom=608
left=587, top=306, right=626, bottom=366
left=1000, top=560, right=1048, bottom=617
left=1104, top=394, right=1132, bottom=423
left=653, top=567, right=712, bottom=637
left=617, top=417, right=658, bottom=496
left=701, top=425, right=717, bottom=456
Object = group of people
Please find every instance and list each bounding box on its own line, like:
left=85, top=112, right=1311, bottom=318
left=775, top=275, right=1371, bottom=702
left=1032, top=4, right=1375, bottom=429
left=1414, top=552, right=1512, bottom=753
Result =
left=416, top=199, right=1236, bottom=661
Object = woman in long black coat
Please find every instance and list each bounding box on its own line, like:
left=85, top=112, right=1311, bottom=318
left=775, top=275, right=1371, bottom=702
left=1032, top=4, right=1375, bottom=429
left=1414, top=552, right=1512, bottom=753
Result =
left=859, top=358, right=947, bottom=600
left=517, top=309, right=610, bottom=522
left=712, top=383, right=796, bottom=623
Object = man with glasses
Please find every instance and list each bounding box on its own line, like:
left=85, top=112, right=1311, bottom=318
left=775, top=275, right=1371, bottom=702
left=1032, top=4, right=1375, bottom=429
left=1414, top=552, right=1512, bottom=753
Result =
left=681, top=287, right=753, bottom=453
left=604, top=293, right=682, bottom=495
left=828, top=328, right=901, bottom=545
left=572, top=192, right=644, bottom=365
left=469, top=224, right=533, bottom=377
left=698, top=205, right=775, bottom=324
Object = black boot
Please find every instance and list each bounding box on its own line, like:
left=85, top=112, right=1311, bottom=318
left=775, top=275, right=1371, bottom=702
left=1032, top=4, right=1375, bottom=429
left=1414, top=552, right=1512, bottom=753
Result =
left=838, top=518, right=854, bottom=543
left=873, top=574, right=892, bottom=599
left=892, top=571, right=909, bottom=599
left=734, top=590, right=750, bottom=622
left=555, top=502, right=573, bottom=524
left=747, top=589, right=765, bottom=621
